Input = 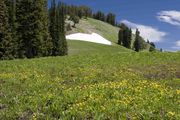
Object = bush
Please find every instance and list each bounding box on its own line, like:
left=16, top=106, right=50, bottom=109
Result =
left=70, top=15, right=80, bottom=27
left=66, top=23, right=72, bottom=31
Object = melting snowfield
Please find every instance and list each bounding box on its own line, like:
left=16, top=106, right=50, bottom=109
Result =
left=66, top=33, right=112, bottom=45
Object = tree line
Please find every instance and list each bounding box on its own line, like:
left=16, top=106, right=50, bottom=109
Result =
left=118, top=23, right=156, bottom=52
left=60, top=2, right=117, bottom=26
left=60, top=3, right=92, bottom=19
left=0, top=0, right=158, bottom=60
left=0, top=0, right=67, bottom=60
left=61, top=2, right=156, bottom=51
left=62, top=2, right=156, bottom=52
left=93, top=11, right=116, bottom=26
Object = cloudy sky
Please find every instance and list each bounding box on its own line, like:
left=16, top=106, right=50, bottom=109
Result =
left=49, top=0, right=180, bottom=51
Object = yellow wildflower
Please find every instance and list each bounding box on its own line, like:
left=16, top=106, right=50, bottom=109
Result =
left=176, top=90, right=180, bottom=94
left=168, top=111, right=175, bottom=116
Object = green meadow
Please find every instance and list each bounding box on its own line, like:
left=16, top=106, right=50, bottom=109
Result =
left=1, top=51, right=180, bottom=119
left=1, top=0, right=180, bottom=119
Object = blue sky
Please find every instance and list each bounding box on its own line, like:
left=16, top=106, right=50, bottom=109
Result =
left=49, top=0, right=180, bottom=51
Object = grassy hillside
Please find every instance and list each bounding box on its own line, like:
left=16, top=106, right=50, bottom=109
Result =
left=1, top=16, right=179, bottom=120
left=1, top=52, right=180, bottom=119
left=68, top=40, right=131, bottom=55
left=66, top=18, right=135, bottom=55
left=67, top=18, right=150, bottom=50
left=66, top=18, right=119, bottom=44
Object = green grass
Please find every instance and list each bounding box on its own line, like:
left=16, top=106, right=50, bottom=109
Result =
left=68, top=18, right=119, bottom=44
left=0, top=18, right=178, bottom=119
left=68, top=18, right=150, bottom=49
left=68, top=40, right=131, bottom=55
left=0, top=52, right=180, bottom=119
left=87, top=18, right=119, bottom=43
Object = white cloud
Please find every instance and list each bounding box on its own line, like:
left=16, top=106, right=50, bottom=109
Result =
left=176, top=41, right=180, bottom=47
left=172, top=40, right=180, bottom=50
left=157, top=10, right=180, bottom=26
left=121, top=20, right=167, bottom=42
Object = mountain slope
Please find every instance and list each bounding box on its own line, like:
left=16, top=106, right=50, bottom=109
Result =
left=66, top=18, right=132, bottom=55
left=1, top=51, right=180, bottom=119
left=68, top=40, right=131, bottom=55
left=66, top=18, right=150, bottom=54
left=66, top=18, right=119, bottom=44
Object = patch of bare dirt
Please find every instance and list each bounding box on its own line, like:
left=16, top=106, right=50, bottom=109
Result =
left=18, top=109, right=33, bottom=120
left=130, top=64, right=180, bottom=80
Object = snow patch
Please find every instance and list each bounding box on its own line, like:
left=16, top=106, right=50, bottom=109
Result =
left=66, top=33, right=112, bottom=45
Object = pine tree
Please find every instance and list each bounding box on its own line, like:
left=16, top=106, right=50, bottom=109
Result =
left=0, top=0, right=13, bottom=60
left=58, top=2, right=68, bottom=55
left=118, top=23, right=125, bottom=46
left=134, top=29, right=141, bottom=52
left=150, top=42, right=155, bottom=48
left=147, top=39, right=150, bottom=43
left=70, top=14, right=79, bottom=27
left=49, top=0, right=59, bottom=56
left=149, top=42, right=156, bottom=52
left=49, top=0, right=68, bottom=56
left=6, top=0, right=18, bottom=58
left=160, top=48, right=163, bottom=52
left=78, top=7, right=83, bottom=19
left=118, top=29, right=123, bottom=45
left=118, top=23, right=131, bottom=49
left=123, top=27, right=132, bottom=49
left=127, top=28, right=132, bottom=49
left=16, top=0, right=34, bottom=58
left=122, top=26, right=129, bottom=47
left=16, top=0, right=52, bottom=58
left=34, top=0, right=52, bottom=56
left=106, top=13, right=116, bottom=26
left=94, top=11, right=105, bottom=21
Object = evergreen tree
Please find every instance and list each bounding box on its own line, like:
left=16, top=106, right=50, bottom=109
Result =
left=56, top=2, right=92, bottom=19
left=122, top=26, right=129, bottom=47
left=134, top=29, right=141, bottom=52
left=16, top=0, right=52, bottom=58
left=150, top=42, right=155, bottom=48
left=118, top=23, right=126, bottom=46
left=70, top=14, right=79, bottom=27
left=0, top=0, right=13, bottom=60
left=118, top=23, right=132, bottom=49
left=60, top=2, right=68, bottom=16
left=84, top=6, right=92, bottom=18
left=58, top=2, right=68, bottom=55
left=78, top=7, right=84, bottom=19
left=49, top=0, right=68, bottom=56
left=6, top=0, right=18, bottom=58
left=127, top=28, right=132, bottom=49
left=149, top=42, right=156, bottom=52
left=106, top=13, right=116, bottom=26
left=34, top=0, right=52, bottom=56
left=147, top=39, right=150, bottom=43
left=49, top=0, right=59, bottom=56
left=16, top=0, right=35, bottom=58
left=118, top=29, right=123, bottom=45
left=160, top=48, right=163, bottom=52
left=149, top=46, right=155, bottom=52
left=94, top=11, right=105, bottom=21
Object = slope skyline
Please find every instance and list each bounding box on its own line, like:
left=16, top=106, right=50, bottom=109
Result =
left=48, top=0, right=180, bottom=51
